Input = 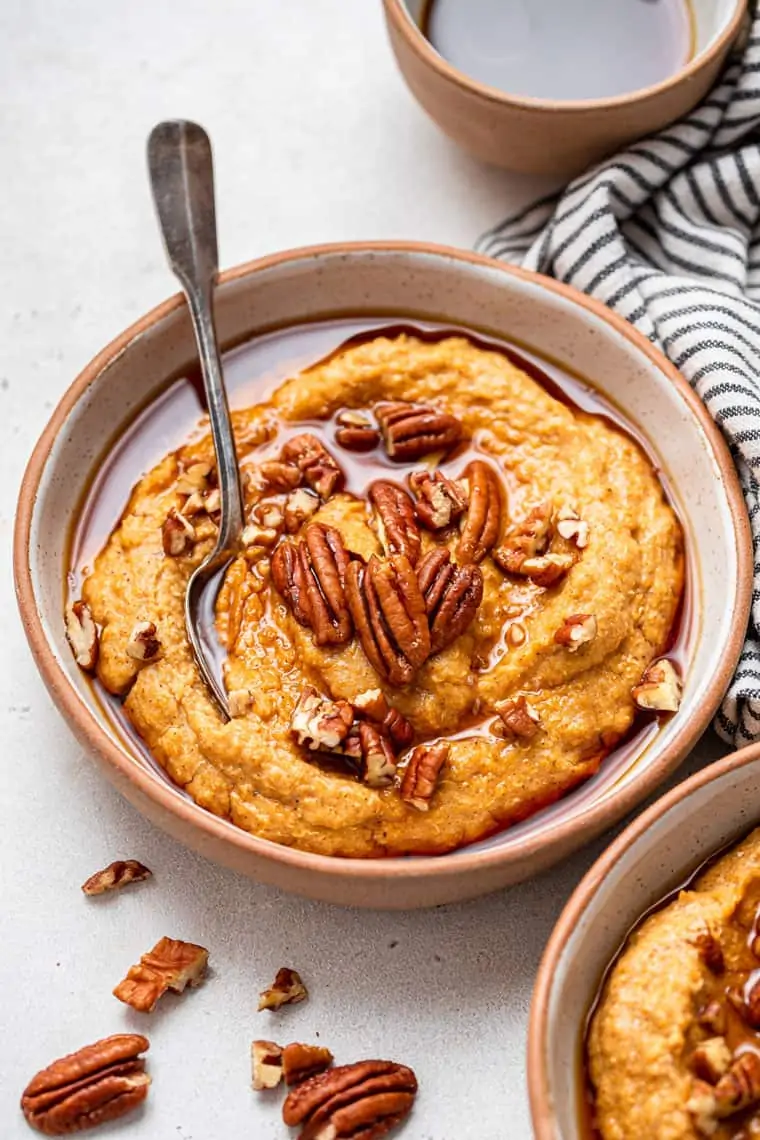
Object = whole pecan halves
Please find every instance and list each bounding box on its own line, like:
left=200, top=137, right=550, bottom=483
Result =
left=272, top=523, right=352, bottom=646
left=21, top=1034, right=150, bottom=1136
left=417, top=548, right=483, bottom=654
left=375, top=401, right=463, bottom=462
left=282, top=1059, right=418, bottom=1140
left=456, top=460, right=503, bottom=564
left=369, top=481, right=421, bottom=565
left=345, top=555, right=431, bottom=686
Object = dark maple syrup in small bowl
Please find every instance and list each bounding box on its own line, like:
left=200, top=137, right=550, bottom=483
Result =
left=66, top=315, right=694, bottom=848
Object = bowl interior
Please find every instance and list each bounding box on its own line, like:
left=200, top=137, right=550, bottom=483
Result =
left=24, top=245, right=744, bottom=865
left=536, top=748, right=760, bottom=1139
left=400, top=0, right=739, bottom=61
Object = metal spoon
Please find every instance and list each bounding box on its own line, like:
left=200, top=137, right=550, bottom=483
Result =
left=147, top=120, right=244, bottom=720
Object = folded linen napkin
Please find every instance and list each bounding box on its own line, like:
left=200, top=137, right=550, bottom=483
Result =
left=477, top=5, right=760, bottom=748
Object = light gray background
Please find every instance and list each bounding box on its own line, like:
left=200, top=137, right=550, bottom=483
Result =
left=0, top=1, right=727, bottom=1137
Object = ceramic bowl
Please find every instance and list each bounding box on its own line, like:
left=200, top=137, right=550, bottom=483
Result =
left=529, top=741, right=760, bottom=1138
left=383, top=0, right=747, bottom=175
left=14, top=242, right=750, bottom=908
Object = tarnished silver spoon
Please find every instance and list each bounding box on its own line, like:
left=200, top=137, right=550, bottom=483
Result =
left=147, top=120, right=244, bottom=720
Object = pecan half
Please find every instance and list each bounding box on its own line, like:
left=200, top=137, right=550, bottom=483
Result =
left=520, top=552, right=575, bottom=588
left=409, top=470, right=467, bottom=531
left=369, top=481, right=421, bottom=565
left=632, top=659, right=682, bottom=713
left=493, top=501, right=554, bottom=575
left=283, top=1043, right=334, bottom=1086
left=456, top=460, right=503, bottom=564
left=554, top=614, right=597, bottom=651
left=284, top=489, right=320, bottom=533
left=272, top=523, right=352, bottom=646
left=713, top=1053, right=760, bottom=1116
left=689, top=1037, right=732, bottom=1085
left=113, top=936, right=208, bottom=1013
left=416, top=548, right=483, bottom=654
left=162, top=507, right=195, bottom=556
left=335, top=410, right=380, bottom=452
left=258, top=967, right=308, bottom=1012
left=345, top=555, right=431, bottom=686
left=125, top=621, right=160, bottom=662
left=21, top=1034, right=150, bottom=1136
left=282, top=1059, right=418, bottom=1140
left=400, top=742, right=449, bottom=811
left=251, top=1040, right=283, bottom=1090
left=282, top=434, right=344, bottom=500
left=260, top=460, right=303, bottom=492
left=81, top=860, right=152, bottom=896
left=353, top=689, right=414, bottom=751
left=65, top=601, right=99, bottom=672
left=290, top=687, right=354, bottom=751
left=357, top=722, right=397, bottom=788
left=375, top=401, right=463, bottom=461
left=495, top=696, right=541, bottom=740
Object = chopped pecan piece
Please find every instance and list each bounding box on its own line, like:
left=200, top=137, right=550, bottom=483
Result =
left=687, top=1081, right=720, bottom=1136
left=125, top=621, right=160, bottom=662
left=554, top=614, right=597, bottom=651
left=65, top=600, right=99, bottom=672
left=738, top=975, right=760, bottom=1028
left=282, top=1059, right=418, bottom=1140
left=283, top=1043, right=334, bottom=1086
left=632, top=659, right=682, bottom=713
left=409, top=470, right=467, bottom=531
left=697, top=1001, right=726, bottom=1036
left=113, top=936, right=208, bottom=1013
left=284, top=489, right=320, bottom=533
left=258, top=967, right=308, bottom=1011
left=176, top=460, right=212, bottom=495
left=290, top=687, right=354, bottom=751
left=357, top=722, right=397, bottom=788
left=713, top=1052, right=760, bottom=1116
left=241, top=523, right=279, bottom=549
left=693, top=930, right=725, bottom=974
left=369, top=481, right=422, bottom=565
left=493, top=501, right=554, bottom=575
left=400, top=742, right=449, bottom=811
left=272, top=523, right=352, bottom=646
left=345, top=555, right=431, bottom=686
left=375, top=401, right=463, bottom=462
left=520, top=552, right=575, bottom=588
left=495, top=696, right=541, bottom=740
left=416, top=548, right=483, bottom=653
left=228, top=689, right=252, bottom=718
left=456, top=460, right=503, bottom=564
left=335, top=410, right=381, bottom=452
left=260, top=460, right=303, bottom=492
left=353, top=689, right=414, bottom=750
left=556, top=505, right=590, bottom=548
left=689, top=1037, right=732, bottom=1085
left=162, top=507, right=196, bottom=556
left=251, top=1040, right=283, bottom=1090
left=21, top=1034, right=150, bottom=1136
left=282, top=433, right=344, bottom=500
left=81, top=860, right=152, bottom=896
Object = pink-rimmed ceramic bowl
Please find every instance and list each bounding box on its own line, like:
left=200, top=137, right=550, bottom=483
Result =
left=14, top=242, right=751, bottom=908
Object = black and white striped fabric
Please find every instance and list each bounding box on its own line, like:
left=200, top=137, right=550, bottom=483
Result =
left=477, top=4, right=760, bottom=747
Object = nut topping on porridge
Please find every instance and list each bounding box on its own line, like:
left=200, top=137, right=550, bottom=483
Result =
left=290, top=687, right=354, bottom=752
left=161, top=507, right=196, bottom=556
left=125, top=621, right=160, bottom=662
left=492, top=501, right=554, bottom=575
left=375, top=400, right=463, bottom=461
left=556, top=504, right=590, bottom=548
left=281, top=433, right=344, bottom=500
left=65, top=601, right=99, bottom=672
left=335, top=409, right=381, bottom=452
left=345, top=555, right=431, bottom=686
left=495, top=696, right=541, bottom=740
left=284, top=488, right=320, bottom=533
left=409, top=470, right=467, bottom=531
left=369, top=481, right=422, bottom=565
left=272, top=524, right=353, bottom=646
left=400, top=742, right=449, bottom=812
left=258, top=967, right=308, bottom=1012
left=113, top=936, right=208, bottom=1013
left=632, top=659, right=682, bottom=712
left=416, top=548, right=483, bottom=653
left=456, top=460, right=502, bottom=564
left=553, top=614, right=598, bottom=651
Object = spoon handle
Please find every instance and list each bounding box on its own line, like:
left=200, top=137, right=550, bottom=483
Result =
left=147, top=120, right=244, bottom=550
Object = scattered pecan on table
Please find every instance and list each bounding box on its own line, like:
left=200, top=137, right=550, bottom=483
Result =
left=81, top=860, right=152, bottom=897
left=113, top=936, right=208, bottom=1014
left=258, top=967, right=309, bottom=1012
left=20, top=1034, right=150, bottom=1136
left=282, top=1059, right=418, bottom=1140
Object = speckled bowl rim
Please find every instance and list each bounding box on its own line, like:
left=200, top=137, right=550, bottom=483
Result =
left=13, top=240, right=752, bottom=888
left=528, top=739, right=760, bottom=1140
left=384, top=0, right=748, bottom=113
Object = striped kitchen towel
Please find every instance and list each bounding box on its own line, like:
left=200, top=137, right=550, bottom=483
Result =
left=477, top=4, right=760, bottom=747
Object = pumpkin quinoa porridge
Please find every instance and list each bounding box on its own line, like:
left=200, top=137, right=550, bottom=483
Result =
left=65, top=330, right=684, bottom=857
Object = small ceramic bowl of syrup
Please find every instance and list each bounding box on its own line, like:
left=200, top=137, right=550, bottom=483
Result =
left=383, top=0, right=748, bottom=174
left=14, top=242, right=750, bottom=908
left=528, top=741, right=760, bottom=1138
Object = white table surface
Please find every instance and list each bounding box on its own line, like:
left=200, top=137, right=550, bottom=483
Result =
left=0, top=1, right=729, bottom=1137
